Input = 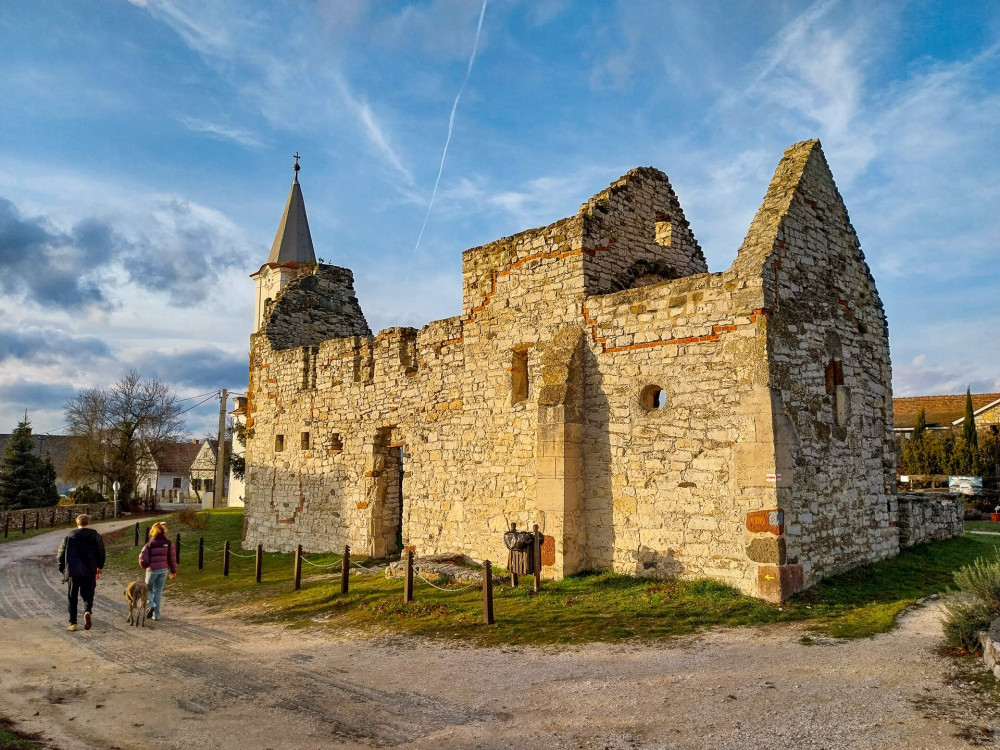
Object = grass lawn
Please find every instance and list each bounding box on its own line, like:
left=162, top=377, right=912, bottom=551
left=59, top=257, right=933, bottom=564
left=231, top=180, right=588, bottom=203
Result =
left=101, top=508, right=1000, bottom=647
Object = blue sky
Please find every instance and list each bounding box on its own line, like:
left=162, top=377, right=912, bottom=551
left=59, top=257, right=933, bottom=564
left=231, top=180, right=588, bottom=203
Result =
left=1, top=0, right=998, bottom=438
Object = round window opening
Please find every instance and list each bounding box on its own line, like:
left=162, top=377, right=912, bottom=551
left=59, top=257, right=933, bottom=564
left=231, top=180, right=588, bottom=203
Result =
left=642, top=385, right=667, bottom=410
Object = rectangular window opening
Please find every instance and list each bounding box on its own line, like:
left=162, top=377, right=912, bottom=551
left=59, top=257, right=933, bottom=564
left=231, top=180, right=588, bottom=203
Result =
left=300, top=431, right=310, bottom=450
left=655, top=212, right=672, bottom=247
left=275, top=434, right=285, bottom=452
left=330, top=432, right=344, bottom=452
left=172, top=477, right=181, bottom=489
left=511, top=348, right=529, bottom=404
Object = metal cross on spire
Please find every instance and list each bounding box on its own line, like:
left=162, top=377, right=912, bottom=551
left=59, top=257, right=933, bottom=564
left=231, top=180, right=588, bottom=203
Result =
left=293, top=152, right=301, bottom=181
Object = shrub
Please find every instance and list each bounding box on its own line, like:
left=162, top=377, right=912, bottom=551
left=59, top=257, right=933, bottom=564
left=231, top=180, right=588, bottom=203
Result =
left=943, top=550, right=1000, bottom=651
left=178, top=509, right=209, bottom=530
left=67, top=486, right=106, bottom=505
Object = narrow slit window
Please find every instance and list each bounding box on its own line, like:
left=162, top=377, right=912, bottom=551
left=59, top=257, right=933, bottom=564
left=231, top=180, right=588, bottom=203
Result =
left=511, top=348, right=529, bottom=404
left=275, top=434, right=285, bottom=452
left=825, top=358, right=846, bottom=426
left=300, top=432, right=310, bottom=450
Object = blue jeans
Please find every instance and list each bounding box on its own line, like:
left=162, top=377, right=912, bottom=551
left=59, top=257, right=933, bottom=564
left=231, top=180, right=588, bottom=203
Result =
left=145, top=569, right=168, bottom=618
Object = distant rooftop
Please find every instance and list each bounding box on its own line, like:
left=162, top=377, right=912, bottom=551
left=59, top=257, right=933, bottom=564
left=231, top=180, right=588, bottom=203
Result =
left=893, top=393, right=1000, bottom=430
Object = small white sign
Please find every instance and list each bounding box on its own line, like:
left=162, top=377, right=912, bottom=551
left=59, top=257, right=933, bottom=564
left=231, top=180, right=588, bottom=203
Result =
left=766, top=473, right=781, bottom=482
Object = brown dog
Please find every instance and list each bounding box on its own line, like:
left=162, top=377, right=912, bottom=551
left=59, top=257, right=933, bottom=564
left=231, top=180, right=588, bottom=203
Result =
left=125, top=580, right=148, bottom=627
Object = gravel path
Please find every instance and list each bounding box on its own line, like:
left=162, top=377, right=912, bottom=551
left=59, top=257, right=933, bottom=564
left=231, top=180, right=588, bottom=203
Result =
left=1, top=521, right=996, bottom=749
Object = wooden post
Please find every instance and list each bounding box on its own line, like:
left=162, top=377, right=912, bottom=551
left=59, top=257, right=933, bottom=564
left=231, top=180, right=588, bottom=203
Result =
left=175, top=533, right=181, bottom=564
left=509, top=522, right=519, bottom=588
left=50, top=509, right=55, bottom=528
left=340, top=545, right=350, bottom=594
left=482, top=560, right=494, bottom=625
left=294, top=545, right=302, bottom=591
left=533, top=524, right=542, bottom=594
left=223, top=541, right=230, bottom=577
left=34, top=511, right=39, bottom=530
left=21, top=514, right=26, bottom=534
left=134, top=522, right=140, bottom=546
left=255, top=544, right=263, bottom=584
left=144, top=525, right=150, bottom=543
left=3, top=516, right=8, bottom=538
left=198, top=537, right=204, bottom=572
left=403, top=549, right=414, bottom=604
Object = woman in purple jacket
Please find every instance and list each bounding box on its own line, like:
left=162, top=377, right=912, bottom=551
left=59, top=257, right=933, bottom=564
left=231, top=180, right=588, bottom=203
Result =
left=139, top=522, right=177, bottom=621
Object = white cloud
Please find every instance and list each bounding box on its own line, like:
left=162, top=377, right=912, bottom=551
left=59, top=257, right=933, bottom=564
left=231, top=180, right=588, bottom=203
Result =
left=130, top=0, right=415, bottom=188
left=178, top=117, right=262, bottom=148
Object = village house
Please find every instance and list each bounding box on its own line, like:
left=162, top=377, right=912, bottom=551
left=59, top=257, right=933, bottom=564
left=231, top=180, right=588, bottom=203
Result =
left=137, top=440, right=202, bottom=502
left=893, top=392, right=1000, bottom=438
left=242, top=140, right=955, bottom=603
left=189, top=438, right=231, bottom=508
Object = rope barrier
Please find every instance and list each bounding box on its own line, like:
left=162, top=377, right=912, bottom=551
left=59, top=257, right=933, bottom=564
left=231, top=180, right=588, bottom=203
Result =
left=299, top=556, right=341, bottom=571
left=225, top=549, right=256, bottom=559
left=414, top=570, right=478, bottom=592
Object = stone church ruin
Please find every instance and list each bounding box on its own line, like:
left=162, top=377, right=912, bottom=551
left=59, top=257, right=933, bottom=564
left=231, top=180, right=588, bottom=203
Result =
left=244, top=140, right=942, bottom=603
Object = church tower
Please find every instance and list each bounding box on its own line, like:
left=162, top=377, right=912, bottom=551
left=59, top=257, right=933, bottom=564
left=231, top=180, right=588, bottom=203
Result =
left=251, top=154, right=316, bottom=334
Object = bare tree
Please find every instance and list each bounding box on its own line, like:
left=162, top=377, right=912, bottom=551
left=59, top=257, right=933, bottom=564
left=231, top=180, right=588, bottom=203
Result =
left=65, top=370, right=185, bottom=507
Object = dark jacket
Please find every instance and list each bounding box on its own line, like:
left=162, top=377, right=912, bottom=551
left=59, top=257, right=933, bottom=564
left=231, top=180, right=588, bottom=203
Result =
left=57, top=527, right=106, bottom=578
left=140, top=536, right=177, bottom=574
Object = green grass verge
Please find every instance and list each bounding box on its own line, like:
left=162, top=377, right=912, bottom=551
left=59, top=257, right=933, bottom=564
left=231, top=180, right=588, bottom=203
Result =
left=0, top=720, right=44, bottom=750
left=966, top=520, right=1000, bottom=533
left=0, top=511, right=158, bottom=545
left=101, top=508, right=1000, bottom=647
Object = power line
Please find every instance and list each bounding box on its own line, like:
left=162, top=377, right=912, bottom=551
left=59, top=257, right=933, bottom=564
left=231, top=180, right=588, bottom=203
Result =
left=176, top=389, right=220, bottom=403
left=176, top=393, right=220, bottom=417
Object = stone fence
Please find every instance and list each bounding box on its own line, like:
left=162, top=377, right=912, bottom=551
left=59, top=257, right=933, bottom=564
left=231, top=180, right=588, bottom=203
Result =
left=1, top=502, right=116, bottom=532
left=896, top=493, right=964, bottom=547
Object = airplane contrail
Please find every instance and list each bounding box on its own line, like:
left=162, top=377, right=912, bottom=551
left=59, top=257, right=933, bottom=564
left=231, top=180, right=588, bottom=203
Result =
left=412, top=0, right=488, bottom=255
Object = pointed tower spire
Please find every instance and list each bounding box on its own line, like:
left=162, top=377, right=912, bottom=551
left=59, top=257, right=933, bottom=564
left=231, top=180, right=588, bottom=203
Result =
left=267, top=153, right=316, bottom=265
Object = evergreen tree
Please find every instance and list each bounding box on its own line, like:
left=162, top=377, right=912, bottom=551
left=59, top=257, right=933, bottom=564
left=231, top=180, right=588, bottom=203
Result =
left=0, top=416, right=59, bottom=510
left=962, top=387, right=978, bottom=450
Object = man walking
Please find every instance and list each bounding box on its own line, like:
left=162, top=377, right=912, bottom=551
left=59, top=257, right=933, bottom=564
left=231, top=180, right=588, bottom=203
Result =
left=57, top=514, right=106, bottom=631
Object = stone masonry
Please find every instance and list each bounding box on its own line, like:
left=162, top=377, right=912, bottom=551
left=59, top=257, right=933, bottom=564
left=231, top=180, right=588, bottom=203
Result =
left=244, top=140, right=947, bottom=602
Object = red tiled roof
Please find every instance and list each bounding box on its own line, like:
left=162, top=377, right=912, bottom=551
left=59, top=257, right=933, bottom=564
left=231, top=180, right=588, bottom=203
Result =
left=893, top=393, right=1000, bottom=430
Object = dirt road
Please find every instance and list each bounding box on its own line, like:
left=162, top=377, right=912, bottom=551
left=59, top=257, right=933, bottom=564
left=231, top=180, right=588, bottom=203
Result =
left=1, top=522, right=995, bottom=750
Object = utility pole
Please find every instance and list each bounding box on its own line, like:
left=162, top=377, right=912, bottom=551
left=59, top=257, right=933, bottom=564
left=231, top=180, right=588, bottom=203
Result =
left=213, top=389, right=228, bottom=509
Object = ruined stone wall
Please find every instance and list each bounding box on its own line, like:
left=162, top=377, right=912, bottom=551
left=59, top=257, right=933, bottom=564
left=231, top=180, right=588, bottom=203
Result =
left=244, top=141, right=900, bottom=603
left=578, top=267, right=778, bottom=593
left=578, top=167, right=707, bottom=295
left=245, top=218, right=587, bottom=564
left=896, top=493, right=964, bottom=547
left=744, top=141, right=897, bottom=592
left=264, top=264, right=371, bottom=350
